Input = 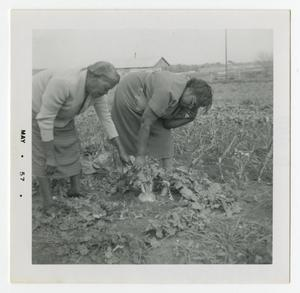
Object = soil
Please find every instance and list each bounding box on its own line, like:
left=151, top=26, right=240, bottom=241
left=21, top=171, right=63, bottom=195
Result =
left=32, top=171, right=272, bottom=264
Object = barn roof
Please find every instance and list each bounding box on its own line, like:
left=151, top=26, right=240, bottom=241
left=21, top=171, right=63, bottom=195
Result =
left=114, top=56, right=170, bottom=69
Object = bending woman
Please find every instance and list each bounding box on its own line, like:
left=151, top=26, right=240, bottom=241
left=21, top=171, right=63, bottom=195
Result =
left=111, top=70, right=212, bottom=169
left=32, top=61, right=129, bottom=210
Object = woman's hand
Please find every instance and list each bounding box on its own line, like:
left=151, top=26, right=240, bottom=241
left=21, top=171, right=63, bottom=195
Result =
left=162, top=106, right=198, bottom=129
left=186, top=107, right=198, bottom=120
left=119, top=149, right=131, bottom=166
left=134, top=155, right=146, bottom=169
left=171, top=105, right=198, bottom=120
left=162, top=107, right=197, bottom=129
left=110, top=136, right=131, bottom=166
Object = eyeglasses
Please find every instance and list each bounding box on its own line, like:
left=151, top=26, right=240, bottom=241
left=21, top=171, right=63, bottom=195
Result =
left=181, top=95, right=197, bottom=110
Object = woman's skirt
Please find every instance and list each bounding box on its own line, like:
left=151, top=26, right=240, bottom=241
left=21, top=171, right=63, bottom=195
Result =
left=111, top=86, right=174, bottom=159
left=32, top=113, right=81, bottom=178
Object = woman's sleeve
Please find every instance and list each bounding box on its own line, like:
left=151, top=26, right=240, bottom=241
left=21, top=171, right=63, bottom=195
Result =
left=147, top=73, right=176, bottom=117
left=148, top=87, right=172, bottom=117
left=93, top=95, right=119, bottom=139
left=35, top=78, right=69, bottom=142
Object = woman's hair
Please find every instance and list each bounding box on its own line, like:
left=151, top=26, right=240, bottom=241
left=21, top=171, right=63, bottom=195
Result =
left=86, top=61, right=120, bottom=86
left=186, top=78, right=213, bottom=113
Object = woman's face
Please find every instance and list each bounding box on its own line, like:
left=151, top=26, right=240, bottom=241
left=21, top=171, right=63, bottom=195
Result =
left=179, top=88, right=197, bottom=110
left=86, top=74, right=114, bottom=98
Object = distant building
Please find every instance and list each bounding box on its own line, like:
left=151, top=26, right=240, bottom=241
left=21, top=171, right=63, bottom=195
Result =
left=32, top=57, right=170, bottom=76
left=115, top=56, right=170, bottom=74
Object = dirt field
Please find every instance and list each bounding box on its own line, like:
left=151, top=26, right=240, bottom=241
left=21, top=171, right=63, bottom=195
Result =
left=32, top=80, right=273, bottom=264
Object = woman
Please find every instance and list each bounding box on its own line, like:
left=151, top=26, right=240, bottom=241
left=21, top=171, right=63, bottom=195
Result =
left=32, top=61, right=129, bottom=211
left=111, top=70, right=213, bottom=169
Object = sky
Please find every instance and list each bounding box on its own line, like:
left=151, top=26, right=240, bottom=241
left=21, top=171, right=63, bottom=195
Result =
left=32, top=29, right=273, bottom=69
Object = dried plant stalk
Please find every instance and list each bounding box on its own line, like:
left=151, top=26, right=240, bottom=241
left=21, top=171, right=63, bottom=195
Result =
left=218, top=135, right=238, bottom=181
left=257, top=142, right=273, bottom=183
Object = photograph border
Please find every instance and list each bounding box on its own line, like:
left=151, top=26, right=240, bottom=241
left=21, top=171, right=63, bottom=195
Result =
left=10, top=9, right=290, bottom=284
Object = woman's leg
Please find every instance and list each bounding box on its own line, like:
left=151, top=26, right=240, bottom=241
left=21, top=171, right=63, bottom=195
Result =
left=52, top=119, right=82, bottom=197
left=161, top=157, right=173, bottom=170
left=69, top=174, right=81, bottom=195
left=37, top=176, right=53, bottom=209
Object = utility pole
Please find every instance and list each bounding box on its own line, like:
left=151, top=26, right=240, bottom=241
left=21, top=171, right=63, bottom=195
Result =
left=225, top=29, right=228, bottom=82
